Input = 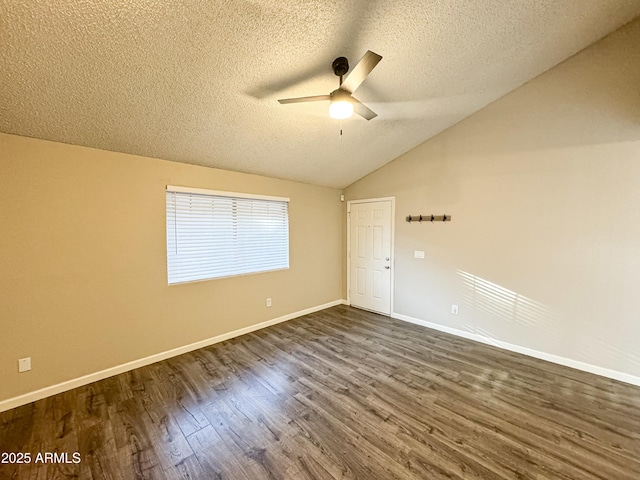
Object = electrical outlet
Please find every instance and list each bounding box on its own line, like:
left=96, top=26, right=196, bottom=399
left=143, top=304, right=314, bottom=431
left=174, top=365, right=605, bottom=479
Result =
left=18, top=357, right=31, bottom=373
left=414, top=250, right=425, bottom=259
left=266, top=297, right=272, bottom=307
left=451, top=304, right=459, bottom=315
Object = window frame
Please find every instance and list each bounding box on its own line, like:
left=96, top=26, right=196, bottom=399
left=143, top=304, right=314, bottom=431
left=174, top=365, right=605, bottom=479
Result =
left=166, top=185, right=290, bottom=285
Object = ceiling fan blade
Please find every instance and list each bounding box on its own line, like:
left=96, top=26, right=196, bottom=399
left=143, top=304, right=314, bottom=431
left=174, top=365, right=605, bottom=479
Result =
left=278, top=95, right=330, bottom=104
left=340, top=50, right=382, bottom=94
left=352, top=98, right=377, bottom=120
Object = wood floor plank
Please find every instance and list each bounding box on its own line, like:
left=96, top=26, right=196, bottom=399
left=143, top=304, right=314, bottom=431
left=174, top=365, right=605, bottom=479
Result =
left=1, top=305, right=639, bottom=479
left=162, top=454, right=210, bottom=480
left=110, top=398, right=164, bottom=478
left=186, top=425, right=252, bottom=480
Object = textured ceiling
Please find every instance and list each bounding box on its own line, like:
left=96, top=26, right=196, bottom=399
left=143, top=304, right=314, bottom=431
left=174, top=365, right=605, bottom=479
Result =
left=1, top=1, right=639, bottom=188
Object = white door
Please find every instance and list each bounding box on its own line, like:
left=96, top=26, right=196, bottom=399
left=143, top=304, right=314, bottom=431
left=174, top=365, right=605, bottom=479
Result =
left=349, top=200, right=392, bottom=315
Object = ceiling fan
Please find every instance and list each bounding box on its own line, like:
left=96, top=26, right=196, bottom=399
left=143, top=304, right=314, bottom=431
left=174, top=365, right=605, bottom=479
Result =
left=278, top=51, right=382, bottom=121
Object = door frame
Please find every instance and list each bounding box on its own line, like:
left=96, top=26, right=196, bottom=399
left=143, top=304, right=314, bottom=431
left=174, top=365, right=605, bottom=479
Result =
left=346, top=197, right=396, bottom=315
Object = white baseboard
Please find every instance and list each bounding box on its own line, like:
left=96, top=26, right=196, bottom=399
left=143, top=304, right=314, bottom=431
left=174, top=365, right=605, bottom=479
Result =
left=392, top=312, right=640, bottom=388
left=0, top=299, right=348, bottom=413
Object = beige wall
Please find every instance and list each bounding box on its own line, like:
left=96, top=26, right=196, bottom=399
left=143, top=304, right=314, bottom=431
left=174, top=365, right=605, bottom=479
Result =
left=345, top=19, right=640, bottom=378
left=0, top=134, right=343, bottom=401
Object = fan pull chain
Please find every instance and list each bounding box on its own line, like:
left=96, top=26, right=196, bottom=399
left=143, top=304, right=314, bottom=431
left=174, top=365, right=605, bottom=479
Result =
left=339, top=119, right=343, bottom=142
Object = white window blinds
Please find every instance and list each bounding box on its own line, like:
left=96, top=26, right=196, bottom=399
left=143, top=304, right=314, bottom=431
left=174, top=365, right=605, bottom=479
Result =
left=166, top=186, right=290, bottom=285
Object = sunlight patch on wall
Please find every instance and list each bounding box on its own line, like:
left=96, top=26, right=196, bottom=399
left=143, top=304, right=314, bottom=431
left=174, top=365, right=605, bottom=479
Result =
left=456, top=270, right=561, bottom=347
left=457, top=271, right=640, bottom=374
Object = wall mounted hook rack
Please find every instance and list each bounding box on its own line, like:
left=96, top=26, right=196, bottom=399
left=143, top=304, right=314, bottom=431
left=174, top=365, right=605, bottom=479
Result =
left=406, top=214, right=451, bottom=223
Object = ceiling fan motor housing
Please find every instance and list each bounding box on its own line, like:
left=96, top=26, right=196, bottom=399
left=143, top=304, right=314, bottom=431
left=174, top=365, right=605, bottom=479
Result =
left=330, top=89, right=351, bottom=101
left=332, top=57, right=349, bottom=77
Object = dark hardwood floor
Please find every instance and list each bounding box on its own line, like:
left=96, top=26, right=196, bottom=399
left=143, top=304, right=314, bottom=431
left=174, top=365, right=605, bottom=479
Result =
left=1, top=305, right=639, bottom=479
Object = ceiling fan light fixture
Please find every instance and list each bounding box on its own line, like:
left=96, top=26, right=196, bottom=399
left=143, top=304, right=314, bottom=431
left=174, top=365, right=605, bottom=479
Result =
left=329, top=89, right=354, bottom=119
left=329, top=99, right=354, bottom=119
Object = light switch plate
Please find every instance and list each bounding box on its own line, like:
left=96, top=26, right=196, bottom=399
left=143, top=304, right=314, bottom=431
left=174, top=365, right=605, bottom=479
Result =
left=18, top=357, right=31, bottom=372
left=414, top=250, right=425, bottom=259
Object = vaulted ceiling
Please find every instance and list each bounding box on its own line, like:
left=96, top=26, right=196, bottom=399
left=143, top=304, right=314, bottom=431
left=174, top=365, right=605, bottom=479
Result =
left=1, top=1, right=639, bottom=188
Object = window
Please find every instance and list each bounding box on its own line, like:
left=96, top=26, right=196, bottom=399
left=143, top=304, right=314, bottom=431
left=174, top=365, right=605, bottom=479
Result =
left=166, top=186, right=289, bottom=284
